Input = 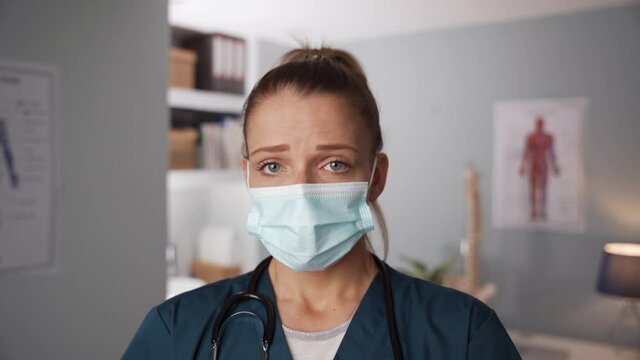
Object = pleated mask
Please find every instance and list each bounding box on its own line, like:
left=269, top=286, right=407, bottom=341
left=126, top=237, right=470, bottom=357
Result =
left=246, top=158, right=377, bottom=272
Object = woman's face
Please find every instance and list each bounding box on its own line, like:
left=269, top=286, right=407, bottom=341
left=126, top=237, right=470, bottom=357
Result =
left=243, top=88, right=387, bottom=202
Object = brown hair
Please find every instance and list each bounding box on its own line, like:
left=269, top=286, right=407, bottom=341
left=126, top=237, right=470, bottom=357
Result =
left=241, top=43, right=382, bottom=158
left=241, top=43, right=389, bottom=259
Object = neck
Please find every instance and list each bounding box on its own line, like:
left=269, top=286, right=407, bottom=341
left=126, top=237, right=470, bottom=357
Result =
left=268, top=238, right=377, bottom=309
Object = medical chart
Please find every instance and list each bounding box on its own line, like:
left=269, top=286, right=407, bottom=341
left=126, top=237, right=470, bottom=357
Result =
left=492, top=97, right=586, bottom=233
left=0, top=60, right=57, bottom=272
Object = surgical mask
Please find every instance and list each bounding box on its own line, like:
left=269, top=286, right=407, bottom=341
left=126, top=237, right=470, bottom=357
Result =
left=245, top=157, right=378, bottom=272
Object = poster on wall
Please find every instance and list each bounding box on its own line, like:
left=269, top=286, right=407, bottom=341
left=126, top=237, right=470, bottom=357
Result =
left=492, top=97, right=586, bottom=233
left=0, top=59, right=57, bottom=273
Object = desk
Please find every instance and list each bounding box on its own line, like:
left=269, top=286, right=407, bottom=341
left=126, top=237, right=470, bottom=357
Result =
left=508, top=329, right=640, bottom=360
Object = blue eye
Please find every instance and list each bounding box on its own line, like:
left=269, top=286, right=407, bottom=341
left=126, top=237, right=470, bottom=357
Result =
left=325, top=161, right=347, bottom=172
left=260, top=162, right=280, bottom=174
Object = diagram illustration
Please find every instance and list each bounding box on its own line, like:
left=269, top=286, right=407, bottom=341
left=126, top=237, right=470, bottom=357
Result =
left=518, top=116, right=560, bottom=221
left=0, top=117, right=19, bottom=189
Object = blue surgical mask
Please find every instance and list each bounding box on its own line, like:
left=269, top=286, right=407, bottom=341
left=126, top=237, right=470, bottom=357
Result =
left=246, top=158, right=377, bottom=272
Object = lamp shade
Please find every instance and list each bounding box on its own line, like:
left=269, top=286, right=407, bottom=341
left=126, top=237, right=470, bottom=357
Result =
left=596, top=243, right=640, bottom=298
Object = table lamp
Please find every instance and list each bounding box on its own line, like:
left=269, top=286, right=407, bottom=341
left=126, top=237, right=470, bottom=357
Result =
left=596, top=242, right=640, bottom=346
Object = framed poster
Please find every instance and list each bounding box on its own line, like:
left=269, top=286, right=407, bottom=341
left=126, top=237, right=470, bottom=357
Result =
left=492, top=97, right=586, bottom=233
left=0, top=59, right=58, bottom=273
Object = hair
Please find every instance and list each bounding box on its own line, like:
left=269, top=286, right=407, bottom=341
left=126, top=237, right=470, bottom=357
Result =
left=240, top=42, right=389, bottom=260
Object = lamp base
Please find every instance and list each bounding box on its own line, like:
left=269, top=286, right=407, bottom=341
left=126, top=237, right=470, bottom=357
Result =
left=607, top=299, right=640, bottom=348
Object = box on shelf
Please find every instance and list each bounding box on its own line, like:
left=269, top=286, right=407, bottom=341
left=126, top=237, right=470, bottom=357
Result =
left=169, top=47, right=197, bottom=89
left=191, top=260, right=241, bottom=283
left=183, top=33, right=245, bottom=94
left=169, top=128, right=198, bottom=169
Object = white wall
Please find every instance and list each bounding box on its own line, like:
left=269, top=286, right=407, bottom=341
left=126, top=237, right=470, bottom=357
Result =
left=0, top=1, right=168, bottom=359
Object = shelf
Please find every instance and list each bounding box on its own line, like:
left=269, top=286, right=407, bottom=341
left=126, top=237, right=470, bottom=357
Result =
left=167, top=87, right=245, bottom=114
left=168, top=168, right=244, bottom=189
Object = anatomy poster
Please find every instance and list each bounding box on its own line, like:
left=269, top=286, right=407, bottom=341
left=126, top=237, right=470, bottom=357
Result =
left=492, top=97, right=586, bottom=233
left=0, top=60, right=57, bottom=273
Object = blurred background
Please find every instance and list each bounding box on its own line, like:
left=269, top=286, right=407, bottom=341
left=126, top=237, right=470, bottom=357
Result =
left=0, top=0, right=639, bottom=359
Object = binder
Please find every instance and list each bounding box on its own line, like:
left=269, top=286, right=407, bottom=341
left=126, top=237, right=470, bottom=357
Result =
left=183, top=33, right=245, bottom=94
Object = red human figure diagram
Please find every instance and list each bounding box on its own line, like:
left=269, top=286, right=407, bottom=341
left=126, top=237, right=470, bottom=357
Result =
left=518, top=116, right=560, bottom=221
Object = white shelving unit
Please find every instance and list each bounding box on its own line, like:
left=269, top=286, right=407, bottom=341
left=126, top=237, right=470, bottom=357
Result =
left=167, top=87, right=245, bottom=114
left=167, top=26, right=255, bottom=174
left=167, top=87, right=245, bottom=175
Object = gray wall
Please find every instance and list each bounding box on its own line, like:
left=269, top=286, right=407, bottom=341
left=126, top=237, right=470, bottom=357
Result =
left=342, top=5, right=640, bottom=346
left=0, top=1, right=167, bottom=359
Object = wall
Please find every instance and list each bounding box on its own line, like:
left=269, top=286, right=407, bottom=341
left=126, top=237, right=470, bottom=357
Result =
left=256, top=39, right=291, bottom=75
left=0, top=0, right=168, bottom=359
left=342, top=5, right=640, bottom=346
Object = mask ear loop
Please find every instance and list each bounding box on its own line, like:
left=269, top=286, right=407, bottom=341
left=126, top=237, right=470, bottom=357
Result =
left=366, top=155, right=379, bottom=202
left=367, top=155, right=378, bottom=188
left=364, top=155, right=381, bottom=259
left=245, top=160, right=250, bottom=189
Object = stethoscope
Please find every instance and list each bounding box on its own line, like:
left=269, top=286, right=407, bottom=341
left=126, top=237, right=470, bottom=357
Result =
left=210, top=255, right=403, bottom=360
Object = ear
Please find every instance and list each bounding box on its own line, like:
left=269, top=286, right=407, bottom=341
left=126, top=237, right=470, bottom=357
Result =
left=368, top=153, right=389, bottom=203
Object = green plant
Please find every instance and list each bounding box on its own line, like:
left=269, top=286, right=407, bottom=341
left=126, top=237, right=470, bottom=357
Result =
left=399, top=255, right=455, bottom=285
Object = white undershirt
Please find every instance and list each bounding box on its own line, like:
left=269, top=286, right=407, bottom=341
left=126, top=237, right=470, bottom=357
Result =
left=282, top=320, right=351, bottom=360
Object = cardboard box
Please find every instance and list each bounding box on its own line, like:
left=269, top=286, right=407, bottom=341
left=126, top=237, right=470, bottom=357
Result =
left=169, top=128, right=198, bottom=169
left=192, top=261, right=241, bottom=283
left=169, top=47, right=197, bottom=88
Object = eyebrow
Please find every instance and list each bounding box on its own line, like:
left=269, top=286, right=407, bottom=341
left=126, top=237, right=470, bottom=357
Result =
left=250, top=144, right=291, bottom=156
left=250, top=143, right=358, bottom=156
left=316, top=143, right=358, bottom=152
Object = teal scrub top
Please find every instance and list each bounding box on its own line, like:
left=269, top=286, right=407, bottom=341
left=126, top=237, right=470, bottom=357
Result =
left=123, top=261, right=522, bottom=359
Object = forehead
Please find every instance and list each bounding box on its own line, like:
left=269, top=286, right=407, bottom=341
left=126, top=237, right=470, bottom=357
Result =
left=246, top=89, right=368, bottom=151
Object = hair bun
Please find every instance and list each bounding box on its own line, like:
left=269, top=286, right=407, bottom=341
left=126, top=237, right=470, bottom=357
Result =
left=277, top=43, right=367, bottom=81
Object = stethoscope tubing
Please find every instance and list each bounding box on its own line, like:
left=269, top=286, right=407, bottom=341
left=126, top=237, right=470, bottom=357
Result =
left=210, top=255, right=403, bottom=360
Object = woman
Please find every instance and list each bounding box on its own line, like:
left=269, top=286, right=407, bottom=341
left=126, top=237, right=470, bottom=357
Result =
left=123, top=45, right=522, bottom=359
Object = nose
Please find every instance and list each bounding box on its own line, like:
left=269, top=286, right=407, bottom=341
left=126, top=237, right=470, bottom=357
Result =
left=292, top=161, right=322, bottom=184
left=293, top=167, right=312, bottom=184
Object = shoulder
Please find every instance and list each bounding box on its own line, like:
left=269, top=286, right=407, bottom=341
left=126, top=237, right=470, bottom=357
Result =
left=384, top=265, right=521, bottom=358
left=387, top=265, right=480, bottom=309
left=387, top=265, right=495, bottom=337
left=123, top=273, right=254, bottom=359
left=154, top=272, right=253, bottom=333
